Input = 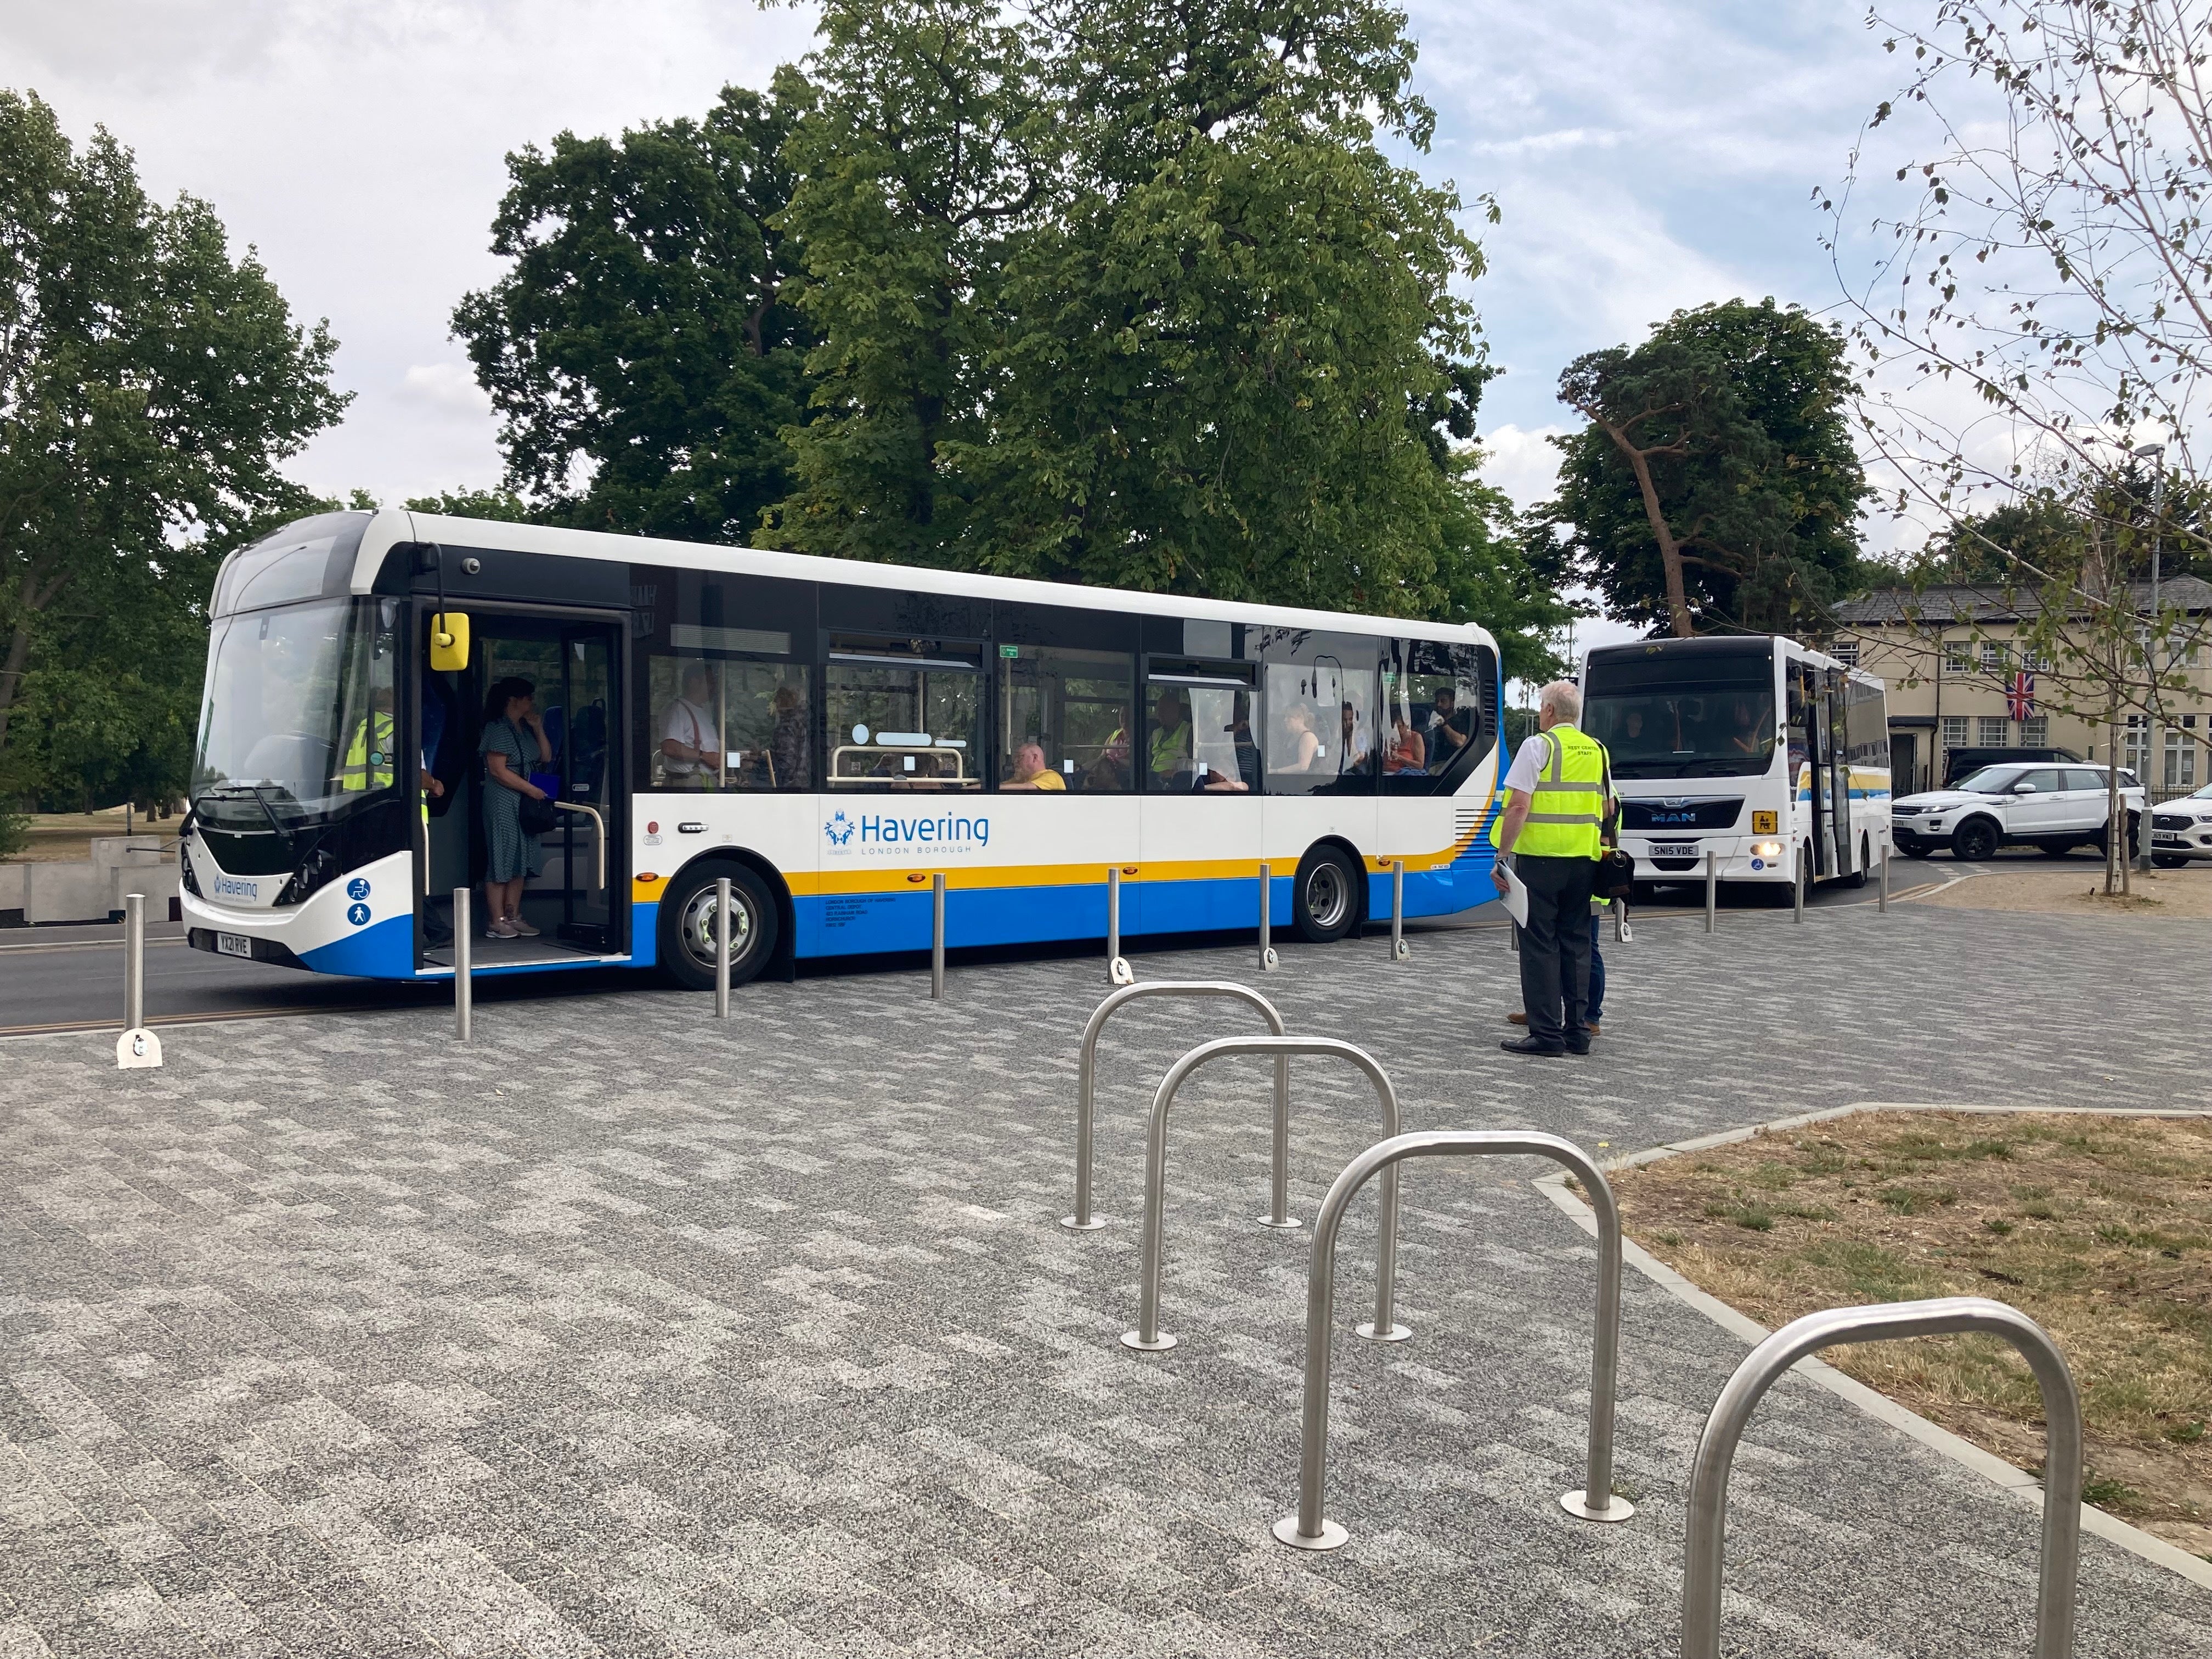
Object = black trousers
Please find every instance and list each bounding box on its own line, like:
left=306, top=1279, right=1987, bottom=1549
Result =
left=1514, top=854, right=1596, bottom=1045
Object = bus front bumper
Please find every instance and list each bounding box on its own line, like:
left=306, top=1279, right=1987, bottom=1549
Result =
left=1626, top=837, right=1791, bottom=882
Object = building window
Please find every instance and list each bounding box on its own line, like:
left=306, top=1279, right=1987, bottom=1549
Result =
left=1977, top=715, right=2010, bottom=747
left=2019, top=715, right=2048, bottom=747
left=2166, top=729, right=2199, bottom=791
left=1942, top=715, right=1968, bottom=750
left=1978, top=640, right=2007, bottom=672
left=1831, top=639, right=1859, bottom=665
left=1943, top=640, right=1971, bottom=673
left=2124, top=724, right=2149, bottom=777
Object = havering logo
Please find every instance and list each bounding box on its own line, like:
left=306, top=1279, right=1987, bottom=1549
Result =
left=825, top=810, right=856, bottom=847
left=823, top=810, right=990, bottom=853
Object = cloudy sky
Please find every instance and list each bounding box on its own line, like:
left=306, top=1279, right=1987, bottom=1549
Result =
left=3, top=1, right=1912, bottom=648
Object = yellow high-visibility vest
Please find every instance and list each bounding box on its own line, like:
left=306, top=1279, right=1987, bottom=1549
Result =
left=1492, top=724, right=1609, bottom=859
left=340, top=710, right=395, bottom=792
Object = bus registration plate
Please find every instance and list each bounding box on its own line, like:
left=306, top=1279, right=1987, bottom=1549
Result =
left=216, top=933, right=253, bottom=960
left=1647, top=844, right=1698, bottom=859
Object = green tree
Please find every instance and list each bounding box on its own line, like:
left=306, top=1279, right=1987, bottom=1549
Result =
left=1430, top=454, right=1575, bottom=685
left=767, top=0, right=1491, bottom=619
left=403, top=488, right=534, bottom=523
left=0, top=91, right=346, bottom=808
left=1547, top=298, right=1866, bottom=638
left=452, top=77, right=815, bottom=542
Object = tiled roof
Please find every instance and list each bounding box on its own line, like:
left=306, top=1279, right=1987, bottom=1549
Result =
left=1833, top=574, right=2212, bottom=627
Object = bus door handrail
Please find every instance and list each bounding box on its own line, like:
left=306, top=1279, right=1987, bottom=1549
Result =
left=551, top=800, right=605, bottom=892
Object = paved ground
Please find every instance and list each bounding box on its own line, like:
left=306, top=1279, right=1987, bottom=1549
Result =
left=2, top=902, right=2208, bottom=1657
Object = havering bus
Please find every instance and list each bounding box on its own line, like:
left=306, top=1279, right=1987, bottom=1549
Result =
left=1579, top=634, right=1891, bottom=895
left=182, top=509, right=1508, bottom=988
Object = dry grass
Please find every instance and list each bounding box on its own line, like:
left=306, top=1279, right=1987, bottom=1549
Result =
left=1611, top=1111, right=2212, bottom=1558
left=1905, top=865, right=2212, bottom=918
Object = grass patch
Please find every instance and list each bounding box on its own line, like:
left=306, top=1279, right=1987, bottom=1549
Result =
left=1611, top=1111, right=2212, bottom=1534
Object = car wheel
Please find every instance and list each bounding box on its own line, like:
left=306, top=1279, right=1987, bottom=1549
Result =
left=2154, top=853, right=2190, bottom=869
left=659, top=862, right=778, bottom=991
left=1291, top=845, right=1362, bottom=944
left=1952, top=819, right=1999, bottom=861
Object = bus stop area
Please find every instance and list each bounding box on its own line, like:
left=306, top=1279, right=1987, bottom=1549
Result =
left=2, top=902, right=2207, bottom=1657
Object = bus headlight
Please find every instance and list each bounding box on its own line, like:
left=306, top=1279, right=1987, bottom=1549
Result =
left=1751, top=840, right=1782, bottom=859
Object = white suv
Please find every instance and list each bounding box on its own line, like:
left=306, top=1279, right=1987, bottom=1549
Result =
left=2152, top=782, right=2212, bottom=867
left=1891, top=762, right=2146, bottom=861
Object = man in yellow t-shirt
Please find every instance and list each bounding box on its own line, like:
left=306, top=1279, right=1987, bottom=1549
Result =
left=1001, top=739, right=1068, bottom=791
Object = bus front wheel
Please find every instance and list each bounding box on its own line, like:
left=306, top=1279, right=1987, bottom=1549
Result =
left=661, top=863, right=778, bottom=992
left=1292, top=845, right=1362, bottom=944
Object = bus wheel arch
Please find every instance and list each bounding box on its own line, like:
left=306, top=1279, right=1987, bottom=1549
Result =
left=1290, top=839, right=1367, bottom=945
left=657, top=855, right=786, bottom=991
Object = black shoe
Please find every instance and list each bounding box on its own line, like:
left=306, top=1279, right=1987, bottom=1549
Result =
left=1565, top=1037, right=1592, bottom=1056
left=1500, top=1035, right=1566, bottom=1057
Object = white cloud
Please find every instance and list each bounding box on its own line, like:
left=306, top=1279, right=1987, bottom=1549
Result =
left=1476, top=424, right=1568, bottom=511
left=399, top=363, right=494, bottom=419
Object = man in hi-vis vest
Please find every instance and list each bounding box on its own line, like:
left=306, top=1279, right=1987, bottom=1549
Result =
left=1491, top=679, right=1615, bottom=1056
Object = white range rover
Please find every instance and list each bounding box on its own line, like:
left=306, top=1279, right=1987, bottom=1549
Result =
left=1891, top=761, right=2146, bottom=861
left=2152, top=781, right=2212, bottom=867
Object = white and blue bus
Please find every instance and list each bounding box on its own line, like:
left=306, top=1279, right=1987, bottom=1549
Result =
left=1580, top=634, right=1891, bottom=895
left=182, top=509, right=1507, bottom=988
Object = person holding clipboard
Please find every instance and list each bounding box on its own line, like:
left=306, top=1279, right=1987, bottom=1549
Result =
left=1490, top=680, right=1615, bottom=1056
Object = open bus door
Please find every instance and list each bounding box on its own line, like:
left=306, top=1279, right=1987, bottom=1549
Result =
left=1824, top=670, right=1853, bottom=877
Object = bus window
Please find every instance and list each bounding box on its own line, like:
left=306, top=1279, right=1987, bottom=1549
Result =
left=827, top=637, right=983, bottom=791
left=1584, top=653, right=1778, bottom=779
left=647, top=655, right=811, bottom=791
left=1381, top=639, right=1486, bottom=794
left=998, top=646, right=1134, bottom=792
left=1145, top=662, right=1255, bottom=792
left=1259, top=631, right=1377, bottom=795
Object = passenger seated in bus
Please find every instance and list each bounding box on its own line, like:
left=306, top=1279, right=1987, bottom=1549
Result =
left=1276, top=703, right=1323, bottom=773
left=1381, top=709, right=1425, bottom=774
left=1425, top=685, right=1474, bottom=768
left=1148, top=690, right=1194, bottom=784
left=1725, top=699, right=1772, bottom=758
left=1001, top=739, right=1066, bottom=791
left=767, top=684, right=808, bottom=788
left=659, top=663, right=721, bottom=788
left=1338, top=701, right=1374, bottom=774
left=1087, top=729, right=1132, bottom=792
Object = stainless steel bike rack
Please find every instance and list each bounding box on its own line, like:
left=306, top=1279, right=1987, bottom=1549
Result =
left=1107, top=866, right=1133, bottom=986
left=1257, top=862, right=1278, bottom=970
left=1273, top=1128, right=1634, bottom=1550
left=1681, top=1296, right=2080, bottom=1659
left=714, top=874, right=732, bottom=1018
left=1389, top=860, right=1409, bottom=961
left=453, top=887, right=472, bottom=1043
left=1064, top=981, right=1287, bottom=1232
left=1125, top=1036, right=1409, bottom=1355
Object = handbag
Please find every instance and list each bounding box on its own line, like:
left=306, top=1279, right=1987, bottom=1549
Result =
left=518, top=791, right=558, bottom=837
left=1595, top=750, right=1636, bottom=901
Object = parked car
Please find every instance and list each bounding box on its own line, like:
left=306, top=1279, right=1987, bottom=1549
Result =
left=2152, top=781, right=2212, bottom=867
left=1939, top=745, right=2084, bottom=788
left=1891, top=762, right=2145, bottom=861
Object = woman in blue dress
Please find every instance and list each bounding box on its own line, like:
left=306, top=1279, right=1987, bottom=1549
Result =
left=479, top=676, right=553, bottom=938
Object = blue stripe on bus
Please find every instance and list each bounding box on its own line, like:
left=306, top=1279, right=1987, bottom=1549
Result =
left=300, top=913, right=415, bottom=979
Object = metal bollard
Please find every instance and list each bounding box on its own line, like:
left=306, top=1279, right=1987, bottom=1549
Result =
left=1680, top=1297, right=2079, bottom=1659
left=1389, top=860, right=1409, bottom=961
left=1257, top=863, right=1278, bottom=970
left=1613, top=897, right=1632, bottom=945
left=1125, top=1036, right=1408, bottom=1354
left=930, top=873, right=946, bottom=999
left=115, top=893, right=162, bottom=1069
left=1107, top=866, right=1133, bottom=986
left=714, top=875, right=732, bottom=1018
left=453, top=888, right=472, bottom=1043
left=1703, top=849, right=1717, bottom=934
left=1065, top=981, right=1288, bottom=1233
left=1274, top=1128, right=1634, bottom=1550
left=1878, top=841, right=1890, bottom=913
left=1792, top=850, right=1805, bottom=924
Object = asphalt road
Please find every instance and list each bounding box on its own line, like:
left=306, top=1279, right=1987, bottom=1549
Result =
left=0, top=843, right=2116, bottom=1035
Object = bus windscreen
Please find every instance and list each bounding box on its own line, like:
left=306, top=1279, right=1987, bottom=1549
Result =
left=1584, top=655, right=1777, bottom=778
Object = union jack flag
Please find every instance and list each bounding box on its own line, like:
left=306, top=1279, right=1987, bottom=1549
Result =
left=2007, top=670, right=2036, bottom=721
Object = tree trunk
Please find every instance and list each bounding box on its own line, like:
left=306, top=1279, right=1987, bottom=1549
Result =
left=1605, top=421, right=1694, bottom=636
left=0, top=614, right=36, bottom=763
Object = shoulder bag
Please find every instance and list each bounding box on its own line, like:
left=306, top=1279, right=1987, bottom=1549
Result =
left=1595, top=748, right=1635, bottom=901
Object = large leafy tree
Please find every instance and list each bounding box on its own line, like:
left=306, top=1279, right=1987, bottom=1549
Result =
left=0, top=91, right=345, bottom=809
left=766, top=0, right=1492, bottom=618
left=452, top=76, right=815, bottom=541
left=1547, top=299, right=1867, bottom=637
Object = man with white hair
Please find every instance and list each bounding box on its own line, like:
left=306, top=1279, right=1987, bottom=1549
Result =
left=1490, top=679, right=1615, bottom=1056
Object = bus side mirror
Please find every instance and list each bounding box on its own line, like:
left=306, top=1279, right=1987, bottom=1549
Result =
left=431, top=612, right=470, bottom=673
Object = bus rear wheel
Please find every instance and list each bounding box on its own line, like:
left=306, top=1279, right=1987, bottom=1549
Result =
left=661, top=863, right=777, bottom=991
left=1292, top=845, right=1362, bottom=944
